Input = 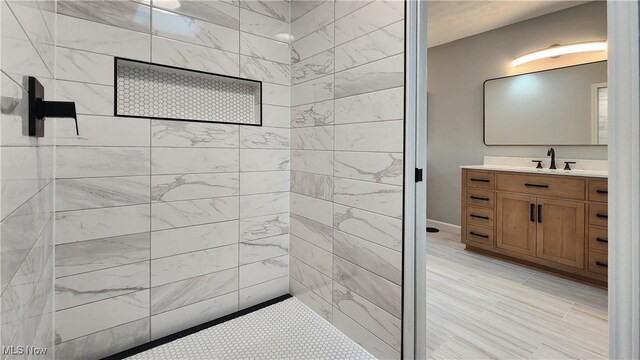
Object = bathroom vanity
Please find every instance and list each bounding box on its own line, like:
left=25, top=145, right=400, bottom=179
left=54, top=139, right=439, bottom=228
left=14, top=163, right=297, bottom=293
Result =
left=460, top=159, right=608, bottom=285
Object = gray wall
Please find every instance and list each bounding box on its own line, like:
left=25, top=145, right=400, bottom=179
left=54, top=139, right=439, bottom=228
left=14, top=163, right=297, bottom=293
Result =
left=51, top=2, right=291, bottom=358
left=288, top=1, right=404, bottom=358
left=1, top=0, right=56, bottom=356
left=427, top=1, right=608, bottom=226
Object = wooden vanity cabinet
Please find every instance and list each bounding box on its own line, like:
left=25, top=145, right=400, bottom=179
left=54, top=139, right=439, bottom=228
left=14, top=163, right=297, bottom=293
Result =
left=461, top=169, right=607, bottom=285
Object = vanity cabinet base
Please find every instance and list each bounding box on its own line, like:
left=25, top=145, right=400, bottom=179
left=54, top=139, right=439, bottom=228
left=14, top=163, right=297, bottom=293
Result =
left=461, top=169, right=608, bottom=286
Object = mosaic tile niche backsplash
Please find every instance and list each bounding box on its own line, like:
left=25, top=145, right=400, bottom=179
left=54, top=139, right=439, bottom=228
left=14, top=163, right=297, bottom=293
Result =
left=116, top=59, right=262, bottom=125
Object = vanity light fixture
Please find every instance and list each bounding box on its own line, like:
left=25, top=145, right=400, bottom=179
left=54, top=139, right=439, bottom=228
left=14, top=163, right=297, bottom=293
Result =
left=512, top=41, right=607, bottom=67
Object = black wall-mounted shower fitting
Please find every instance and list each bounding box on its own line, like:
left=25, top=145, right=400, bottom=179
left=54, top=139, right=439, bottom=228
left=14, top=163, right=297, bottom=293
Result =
left=28, top=76, right=79, bottom=138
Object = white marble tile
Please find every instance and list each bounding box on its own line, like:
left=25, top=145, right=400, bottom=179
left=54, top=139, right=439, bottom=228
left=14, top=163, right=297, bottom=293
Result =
left=239, top=275, right=288, bottom=310
left=262, top=83, right=290, bottom=106
left=240, top=213, right=289, bottom=242
left=240, top=192, right=289, bottom=218
left=291, top=126, right=333, bottom=150
left=333, top=204, right=402, bottom=252
left=151, top=173, right=239, bottom=202
left=334, top=55, right=404, bottom=98
left=151, top=244, right=238, bottom=286
left=289, top=277, right=332, bottom=321
left=239, top=149, right=290, bottom=171
left=334, top=86, right=403, bottom=124
left=333, top=282, right=401, bottom=351
left=290, top=213, right=333, bottom=252
left=154, top=0, right=239, bottom=29
left=291, top=24, right=334, bottom=64
left=151, top=37, right=240, bottom=77
left=56, top=47, right=114, bottom=85
left=55, top=232, right=150, bottom=278
left=291, top=0, right=325, bottom=22
left=291, top=74, right=334, bottom=106
left=335, top=120, right=404, bottom=152
left=55, top=80, right=113, bottom=116
left=240, top=126, right=290, bottom=149
left=55, top=262, right=149, bottom=311
left=151, top=196, right=239, bottom=231
left=291, top=100, right=334, bottom=128
left=335, top=20, right=403, bottom=71
left=334, top=152, right=403, bottom=185
left=56, top=176, right=150, bottom=211
left=333, top=256, right=401, bottom=318
left=291, top=0, right=333, bottom=41
left=239, top=171, right=289, bottom=195
left=150, top=268, right=238, bottom=315
left=291, top=171, right=333, bottom=201
left=240, top=0, right=289, bottom=22
left=57, top=14, right=150, bottom=60
left=333, top=178, right=402, bottom=218
left=152, top=148, right=239, bottom=175
left=334, top=0, right=403, bottom=46
left=56, top=116, right=151, bottom=147
left=6, top=2, right=55, bottom=74
left=239, top=8, right=290, bottom=42
left=334, top=230, right=401, bottom=285
left=56, top=147, right=150, bottom=178
left=289, top=256, right=331, bottom=301
left=240, top=32, right=290, bottom=64
left=151, top=220, right=239, bottom=259
left=239, top=234, right=289, bottom=264
left=151, top=119, right=239, bottom=148
left=291, top=149, right=333, bottom=175
left=335, top=0, right=373, bottom=20
left=54, top=290, right=149, bottom=343
left=290, top=234, right=332, bottom=276
left=292, top=49, right=334, bottom=85
left=152, top=8, right=239, bottom=53
left=56, top=0, right=151, bottom=32
left=240, top=55, right=290, bottom=85
left=55, top=205, right=151, bottom=245
left=262, top=105, right=291, bottom=128
left=239, top=254, right=289, bottom=288
left=54, top=318, right=150, bottom=360
left=291, top=192, right=333, bottom=226
left=332, top=308, right=400, bottom=360
left=150, top=291, right=238, bottom=340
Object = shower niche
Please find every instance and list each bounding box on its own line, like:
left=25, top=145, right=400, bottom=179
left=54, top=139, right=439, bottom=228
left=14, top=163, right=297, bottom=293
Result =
left=114, top=57, right=262, bottom=126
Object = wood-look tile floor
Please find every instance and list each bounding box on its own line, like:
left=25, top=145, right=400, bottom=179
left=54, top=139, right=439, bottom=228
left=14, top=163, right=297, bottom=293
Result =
left=427, top=231, right=608, bottom=360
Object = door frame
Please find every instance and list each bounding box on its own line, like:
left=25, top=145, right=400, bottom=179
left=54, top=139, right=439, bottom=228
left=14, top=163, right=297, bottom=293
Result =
left=608, top=1, right=640, bottom=358
left=403, top=0, right=427, bottom=359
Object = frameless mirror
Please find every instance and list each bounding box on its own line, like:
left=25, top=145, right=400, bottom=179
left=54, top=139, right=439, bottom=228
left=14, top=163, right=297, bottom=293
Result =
left=484, top=61, right=607, bottom=145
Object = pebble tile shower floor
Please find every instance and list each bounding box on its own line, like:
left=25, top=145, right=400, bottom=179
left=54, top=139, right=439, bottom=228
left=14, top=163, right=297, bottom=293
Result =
left=126, top=298, right=375, bottom=360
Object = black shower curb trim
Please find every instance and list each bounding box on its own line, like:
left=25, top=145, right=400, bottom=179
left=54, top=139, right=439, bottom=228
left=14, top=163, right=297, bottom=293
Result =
left=101, top=294, right=293, bottom=360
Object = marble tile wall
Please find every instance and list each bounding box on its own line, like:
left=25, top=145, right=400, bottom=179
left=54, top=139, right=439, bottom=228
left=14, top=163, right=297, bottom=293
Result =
left=1, top=0, right=56, bottom=358
left=52, top=1, right=291, bottom=358
left=289, top=0, right=405, bottom=358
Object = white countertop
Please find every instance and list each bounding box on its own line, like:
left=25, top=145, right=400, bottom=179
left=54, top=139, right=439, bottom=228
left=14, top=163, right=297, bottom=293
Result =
left=460, top=164, right=608, bottom=178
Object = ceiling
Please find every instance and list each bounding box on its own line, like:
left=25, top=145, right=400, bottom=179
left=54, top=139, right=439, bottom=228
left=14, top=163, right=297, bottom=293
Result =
left=427, top=1, right=592, bottom=48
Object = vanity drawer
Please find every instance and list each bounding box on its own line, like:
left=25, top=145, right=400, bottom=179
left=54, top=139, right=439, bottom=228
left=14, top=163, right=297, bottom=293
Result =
left=588, top=250, right=608, bottom=275
left=465, top=224, right=494, bottom=246
left=589, top=203, right=608, bottom=228
left=465, top=170, right=495, bottom=190
left=465, top=189, right=495, bottom=208
left=588, top=227, right=609, bottom=253
left=465, top=206, right=494, bottom=228
left=588, top=179, right=608, bottom=203
left=496, top=173, right=585, bottom=200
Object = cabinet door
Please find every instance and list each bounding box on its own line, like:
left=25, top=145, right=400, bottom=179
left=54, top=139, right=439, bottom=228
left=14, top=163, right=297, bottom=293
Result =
left=497, top=193, right=536, bottom=256
left=536, top=198, right=585, bottom=269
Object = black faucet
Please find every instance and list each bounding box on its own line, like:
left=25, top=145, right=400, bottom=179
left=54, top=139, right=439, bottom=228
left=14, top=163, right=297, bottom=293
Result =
left=547, top=147, right=556, bottom=170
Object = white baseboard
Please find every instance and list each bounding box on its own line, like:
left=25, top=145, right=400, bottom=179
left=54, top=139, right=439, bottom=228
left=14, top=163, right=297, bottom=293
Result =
left=426, top=219, right=461, bottom=234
